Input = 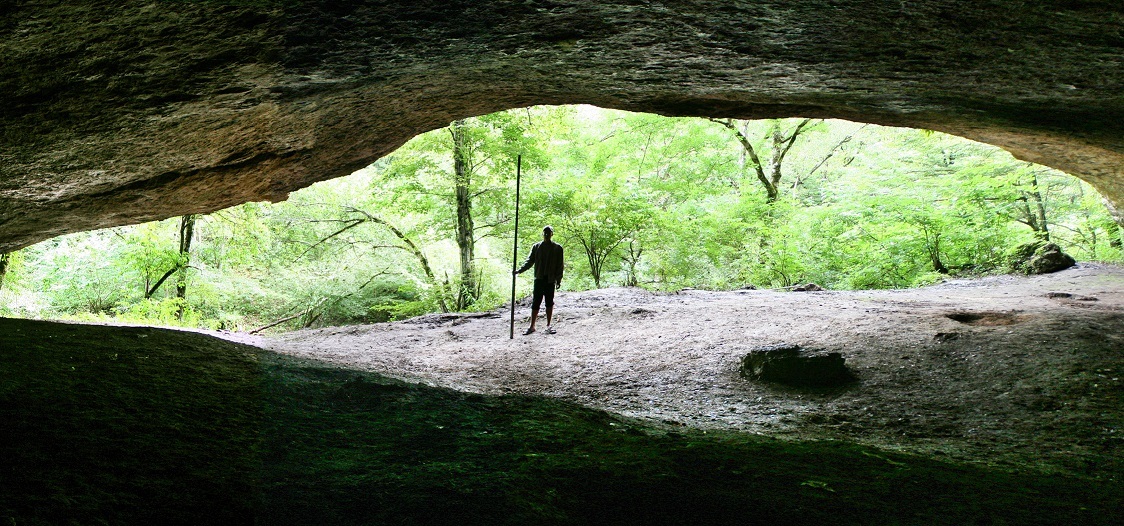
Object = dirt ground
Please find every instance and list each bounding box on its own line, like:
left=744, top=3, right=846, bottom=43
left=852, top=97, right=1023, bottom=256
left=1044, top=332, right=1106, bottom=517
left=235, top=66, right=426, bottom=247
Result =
left=246, top=264, right=1124, bottom=479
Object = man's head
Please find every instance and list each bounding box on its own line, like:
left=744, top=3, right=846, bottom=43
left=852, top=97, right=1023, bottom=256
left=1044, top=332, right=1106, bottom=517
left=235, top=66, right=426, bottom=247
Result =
left=543, top=225, right=554, bottom=241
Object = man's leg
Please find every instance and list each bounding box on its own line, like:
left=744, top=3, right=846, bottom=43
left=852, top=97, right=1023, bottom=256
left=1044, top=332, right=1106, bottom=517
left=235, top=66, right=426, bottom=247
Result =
left=526, top=280, right=545, bottom=334
left=544, top=286, right=555, bottom=332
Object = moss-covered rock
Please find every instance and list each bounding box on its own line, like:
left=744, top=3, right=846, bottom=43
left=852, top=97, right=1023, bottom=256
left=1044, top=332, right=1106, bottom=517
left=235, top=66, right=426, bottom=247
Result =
left=1008, top=240, right=1077, bottom=275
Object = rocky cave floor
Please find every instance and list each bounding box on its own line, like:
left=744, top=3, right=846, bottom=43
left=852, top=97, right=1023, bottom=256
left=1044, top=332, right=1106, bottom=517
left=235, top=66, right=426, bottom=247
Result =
left=231, top=264, right=1123, bottom=480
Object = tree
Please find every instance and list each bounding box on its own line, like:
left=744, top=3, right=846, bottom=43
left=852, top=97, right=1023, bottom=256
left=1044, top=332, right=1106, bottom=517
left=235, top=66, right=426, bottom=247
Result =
left=568, top=214, right=639, bottom=289
left=294, top=205, right=450, bottom=313
left=379, top=111, right=547, bottom=310
left=174, top=214, right=196, bottom=319
left=140, top=214, right=196, bottom=306
left=0, top=252, right=11, bottom=293
left=708, top=118, right=814, bottom=203
left=450, top=119, right=477, bottom=308
left=548, top=177, right=653, bottom=288
left=1011, top=166, right=1051, bottom=240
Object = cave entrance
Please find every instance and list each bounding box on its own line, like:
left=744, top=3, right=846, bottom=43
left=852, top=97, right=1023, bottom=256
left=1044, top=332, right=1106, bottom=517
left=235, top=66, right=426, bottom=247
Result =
left=2, top=105, right=1121, bottom=332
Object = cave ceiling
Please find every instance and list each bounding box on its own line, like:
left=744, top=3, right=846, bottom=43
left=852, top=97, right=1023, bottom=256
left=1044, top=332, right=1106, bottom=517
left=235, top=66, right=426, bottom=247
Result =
left=2, top=0, right=1123, bottom=252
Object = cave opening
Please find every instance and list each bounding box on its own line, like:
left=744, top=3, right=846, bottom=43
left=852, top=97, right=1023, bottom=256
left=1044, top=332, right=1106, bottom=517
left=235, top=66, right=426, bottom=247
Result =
left=2, top=105, right=1120, bottom=331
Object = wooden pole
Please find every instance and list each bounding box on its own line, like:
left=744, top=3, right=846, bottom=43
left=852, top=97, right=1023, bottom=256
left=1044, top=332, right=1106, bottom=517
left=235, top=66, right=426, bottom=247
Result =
left=510, top=155, right=522, bottom=339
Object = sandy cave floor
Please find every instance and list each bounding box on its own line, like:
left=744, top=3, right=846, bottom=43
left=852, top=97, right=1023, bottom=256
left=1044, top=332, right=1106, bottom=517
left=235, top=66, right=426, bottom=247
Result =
left=235, top=264, right=1123, bottom=479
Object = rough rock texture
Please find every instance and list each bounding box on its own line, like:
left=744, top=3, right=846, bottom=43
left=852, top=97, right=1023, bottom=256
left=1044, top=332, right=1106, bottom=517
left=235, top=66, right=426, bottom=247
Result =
left=2, top=0, right=1124, bottom=251
left=1008, top=241, right=1078, bottom=274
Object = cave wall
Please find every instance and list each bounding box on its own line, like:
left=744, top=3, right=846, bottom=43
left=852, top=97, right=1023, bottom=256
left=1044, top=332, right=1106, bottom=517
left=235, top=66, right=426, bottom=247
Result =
left=2, top=0, right=1123, bottom=252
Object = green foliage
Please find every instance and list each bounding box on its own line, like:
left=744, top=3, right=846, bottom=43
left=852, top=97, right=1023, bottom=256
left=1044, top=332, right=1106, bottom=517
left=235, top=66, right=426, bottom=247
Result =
left=116, top=297, right=203, bottom=327
left=7, top=106, right=1123, bottom=329
left=33, top=232, right=136, bottom=314
left=0, top=250, right=31, bottom=316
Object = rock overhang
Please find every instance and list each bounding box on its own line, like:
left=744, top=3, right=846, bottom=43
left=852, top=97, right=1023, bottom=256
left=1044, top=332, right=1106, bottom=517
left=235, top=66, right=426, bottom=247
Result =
left=2, top=0, right=1123, bottom=252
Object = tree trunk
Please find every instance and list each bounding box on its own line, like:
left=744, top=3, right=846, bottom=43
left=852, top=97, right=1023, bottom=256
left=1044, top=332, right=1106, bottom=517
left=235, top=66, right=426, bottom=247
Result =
left=623, top=241, right=642, bottom=287
left=0, top=252, right=11, bottom=293
left=768, top=118, right=812, bottom=202
left=450, top=119, right=476, bottom=309
left=175, top=214, right=196, bottom=319
left=920, top=226, right=949, bottom=274
left=712, top=118, right=811, bottom=204
left=710, top=118, right=772, bottom=201
left=1017, top=171, right=1051, bottom=241
left=145, top=266, right=178, bottom=299
left=929, top=235, right=948, bottom=274
left=1029, top=171, right=1050, bottom=241
left=769, top=125, right=785, bottom=200
left=579, top=235, right=605, bottom=288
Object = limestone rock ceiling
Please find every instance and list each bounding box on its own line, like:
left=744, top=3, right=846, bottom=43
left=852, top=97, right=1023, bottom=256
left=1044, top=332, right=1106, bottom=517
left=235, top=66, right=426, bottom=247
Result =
left=1, top=0, right=1122, bottom=252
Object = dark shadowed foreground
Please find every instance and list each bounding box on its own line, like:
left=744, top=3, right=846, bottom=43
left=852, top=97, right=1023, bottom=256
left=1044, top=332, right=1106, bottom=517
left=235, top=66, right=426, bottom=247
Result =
left=2, top=266, right=1123, bottom=524
left=271, top=264, right=1124, bottom=479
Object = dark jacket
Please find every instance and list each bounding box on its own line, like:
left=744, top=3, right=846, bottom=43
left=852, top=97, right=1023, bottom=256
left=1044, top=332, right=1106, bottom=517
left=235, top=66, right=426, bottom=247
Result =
left=516, top=240, right=564, bottom=283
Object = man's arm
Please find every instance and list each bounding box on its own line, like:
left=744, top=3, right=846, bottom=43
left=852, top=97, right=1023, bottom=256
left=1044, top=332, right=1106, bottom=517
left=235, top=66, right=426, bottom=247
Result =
left=515, top=243, right=538, bottom=274
left=555, top=245, right=564, bottom=287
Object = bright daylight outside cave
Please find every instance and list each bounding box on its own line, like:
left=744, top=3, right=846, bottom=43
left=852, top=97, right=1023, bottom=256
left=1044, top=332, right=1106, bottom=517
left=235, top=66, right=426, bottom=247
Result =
left=1, top=2, right=1123, bottom=525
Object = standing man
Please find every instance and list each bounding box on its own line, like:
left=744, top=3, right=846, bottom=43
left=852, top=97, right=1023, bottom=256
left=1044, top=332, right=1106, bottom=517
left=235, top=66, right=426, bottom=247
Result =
left=514, top=225, right=564, bottom=334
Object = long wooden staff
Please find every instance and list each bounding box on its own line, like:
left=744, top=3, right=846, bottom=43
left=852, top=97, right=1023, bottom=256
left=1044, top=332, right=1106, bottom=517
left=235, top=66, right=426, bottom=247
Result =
left=510, top=154, right=522, bottom=339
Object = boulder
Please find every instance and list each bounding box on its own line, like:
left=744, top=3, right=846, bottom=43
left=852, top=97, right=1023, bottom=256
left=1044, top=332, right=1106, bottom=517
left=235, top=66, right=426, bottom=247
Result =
left=740, top=344, right=855, bottom=387
left=1008, top=241, right=1076, bottom=275
left=792, top=283, right=824, bottom=292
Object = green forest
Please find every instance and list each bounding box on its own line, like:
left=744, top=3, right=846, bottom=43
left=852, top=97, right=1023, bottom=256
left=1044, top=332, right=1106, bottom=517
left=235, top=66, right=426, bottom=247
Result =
left=1, top=105, right=1121, bottom=331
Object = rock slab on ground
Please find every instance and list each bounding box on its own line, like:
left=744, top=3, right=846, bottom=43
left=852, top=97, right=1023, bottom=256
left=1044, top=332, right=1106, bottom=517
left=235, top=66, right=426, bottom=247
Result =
left=740, top=344, right=855, bottom=387
left=1009, top=241, right=1077, bottom=275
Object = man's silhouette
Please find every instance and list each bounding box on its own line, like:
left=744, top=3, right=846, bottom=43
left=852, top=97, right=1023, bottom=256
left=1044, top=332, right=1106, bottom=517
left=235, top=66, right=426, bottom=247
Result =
left=514, top=225, right=564, bottom=334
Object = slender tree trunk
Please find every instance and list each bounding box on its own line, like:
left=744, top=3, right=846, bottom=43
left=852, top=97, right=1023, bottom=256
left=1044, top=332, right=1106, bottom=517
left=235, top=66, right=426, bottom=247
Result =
left=175, top=214, right=196, bottom=319
left=769, top=125, right=785, bottom=199
left=928, top=232, right=948, bottom=274
left=384, top=226, right=447, bottom=313
left=914, top=222, right=949, bottom=274
left=0, top=252, right=11, bottom=293
left=145, top=267, right=177, bottom=299
left=710, top=118, right=772, bottom=201
left=1017, top=171, right=1050, bottom=241
left=1029, top=172, right=1050, bottom=241
left=711, top=118, right=811, bottom=204
left=585, top=241, right=602, bottom=288
left=450, top=119, right=476, bottom=309
left=623, top=241, right=642, bottom=287
left=768, top=118, right=812, bottom=201
left=578, top=235, right=605, bottom=288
